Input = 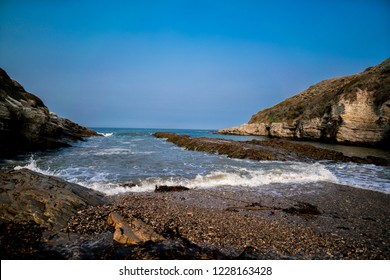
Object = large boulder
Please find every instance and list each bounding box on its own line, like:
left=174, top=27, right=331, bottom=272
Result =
left=0, top=68, right=99, bottom=158
left=219, top=58, right=390, bottom=148
left=0, top=168, right=107, bottom=231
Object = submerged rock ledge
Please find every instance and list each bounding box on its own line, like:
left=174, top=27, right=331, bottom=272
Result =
left=153, top=132, right=389, bottom=166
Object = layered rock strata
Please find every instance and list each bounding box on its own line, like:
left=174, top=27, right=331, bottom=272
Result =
left=0, top=68, right=99, bottom=158
left=219, top=58, right=390, bottom=148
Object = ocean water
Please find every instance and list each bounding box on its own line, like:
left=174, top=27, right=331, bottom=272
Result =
left=2, top=128, right=390, bottom=195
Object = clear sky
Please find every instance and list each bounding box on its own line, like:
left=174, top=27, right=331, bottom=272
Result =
left=0, top=0, right=389, bottom=129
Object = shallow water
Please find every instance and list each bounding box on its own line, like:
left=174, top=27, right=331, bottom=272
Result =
left=292, top=140, right=390, bottom=160
left=2, top=128, right=389, bottom=195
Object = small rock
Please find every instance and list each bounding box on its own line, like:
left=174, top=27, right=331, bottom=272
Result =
left=107, top=212, right=165, bottom=245
left=155, top=185, right=190, bottom=192
left=119, top=182, right=137, bottom=188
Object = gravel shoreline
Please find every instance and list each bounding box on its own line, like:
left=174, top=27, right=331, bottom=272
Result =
left=67, top=182, right=390, bottom=259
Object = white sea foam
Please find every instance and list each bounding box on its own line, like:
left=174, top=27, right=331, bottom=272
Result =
left=133, top=163, right=339, bottom=193
left=76, top=182, right=146, bottom=195
left=43, top=162, right=338, bottom=196
left=98, top=132, right=113, bottom=137
left=14, top=156, right=57, bottom=176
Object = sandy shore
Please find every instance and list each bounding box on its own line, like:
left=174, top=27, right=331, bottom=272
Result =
left=66, top=182, right=390, bottom=259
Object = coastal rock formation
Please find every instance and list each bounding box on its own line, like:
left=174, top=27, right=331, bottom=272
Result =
left=154, top=132, right=389, bottom=165
left=0, top=68, right=99, bottom=158
left=0, top=168, right=106, bottom=231
left=219, top=58, right=390, bottom=148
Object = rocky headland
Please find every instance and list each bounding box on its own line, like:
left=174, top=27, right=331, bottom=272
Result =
left=218, top=58, right=390, bottom=148
left=0, top=68, right=99, bottom=158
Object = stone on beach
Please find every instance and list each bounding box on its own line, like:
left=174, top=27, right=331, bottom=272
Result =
left=107, top=212, right=165, bottom=245
left=155, top=185, right=190, bottom=192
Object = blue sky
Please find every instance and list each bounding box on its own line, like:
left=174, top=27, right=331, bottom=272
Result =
left=0, top=0, right=389, bottom=129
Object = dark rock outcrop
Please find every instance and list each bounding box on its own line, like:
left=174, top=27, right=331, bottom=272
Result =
left=155, top=185, right=190, bottom=192
left=0, top=68, right=99, bottom=158
left=219, top=58, right=390, bottom=148
left=0, top=168, right=107, bottom=231
left=154, top=132, right=389, bottom=165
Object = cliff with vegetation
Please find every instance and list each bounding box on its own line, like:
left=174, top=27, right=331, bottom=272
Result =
left=0, top=68, right=99, bottom=158
left=219, top=58, right=390, bottom=148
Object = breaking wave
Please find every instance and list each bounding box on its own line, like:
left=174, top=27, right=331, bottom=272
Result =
left=14, top=156, right=58, bottom=177
left=14, top=157, right=338, bottom=196
left=135, top=164, right=338, bottom=191
left=98, top=132, right=113, bottom=137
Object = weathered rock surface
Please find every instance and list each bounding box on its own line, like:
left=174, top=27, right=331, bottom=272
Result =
left=219, top=58, right=390, bottom=148
left=0, top=68, right=99, bottom=158
left=0, top=168, right=107, bottom=230
left=107, top=212, right=165, bottom=245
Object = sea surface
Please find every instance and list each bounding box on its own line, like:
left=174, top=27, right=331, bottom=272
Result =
left=2, top=128, right=390, bottom=195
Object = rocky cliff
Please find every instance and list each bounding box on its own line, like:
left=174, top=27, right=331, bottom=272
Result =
left=0, top=68, right=99, bottom=158
left=219, top=58, right=390, bottom=148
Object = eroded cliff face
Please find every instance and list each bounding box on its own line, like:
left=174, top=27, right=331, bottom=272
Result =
left=219, top=58, right=390, bottom=148
left=0, top=68, right=99, bottom=157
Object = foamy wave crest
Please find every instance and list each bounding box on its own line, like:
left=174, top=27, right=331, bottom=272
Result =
left=98, top=132, right=113, bottom=137
left=14, top=156, right=58, bottom=176
left=78, top=182, right=147, bottom=196
left=136, top=163, right=338, bottom=191
left=13, top=158, right=338, bottom=196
